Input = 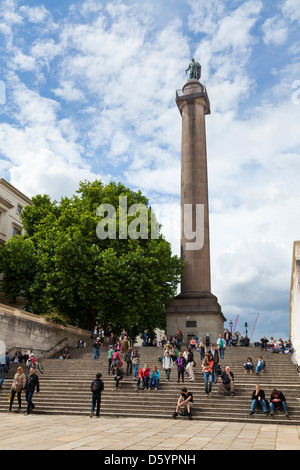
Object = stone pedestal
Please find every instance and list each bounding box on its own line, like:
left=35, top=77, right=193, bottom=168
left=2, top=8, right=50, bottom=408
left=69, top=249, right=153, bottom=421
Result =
left=166, top=79, right=226, bottom=344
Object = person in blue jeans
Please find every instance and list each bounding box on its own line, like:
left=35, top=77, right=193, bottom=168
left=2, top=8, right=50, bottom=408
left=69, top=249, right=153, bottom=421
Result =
left=93, top=338, right=101, bottom=360
left=149, top=366, right=160, bottom=390
left=141, top=330, right=148, bottom=347
left=269, top=389, right=288, bottom=416
left=255, top=356, right=264, bottom=375
left=24, top=368, right=40, bottom=415
left=132, top=350, right=140, bottom=379
left=249, top=385, right=268, bottom=416
left=217, top=334, right=225, bottom=360
left=0, top=351, right=10, bottom=389
left=202, top=353, right=213, bottom=397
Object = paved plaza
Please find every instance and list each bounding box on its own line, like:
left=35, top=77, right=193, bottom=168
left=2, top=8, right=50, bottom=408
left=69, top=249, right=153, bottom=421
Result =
left=1, top=414, right=300, bottom=451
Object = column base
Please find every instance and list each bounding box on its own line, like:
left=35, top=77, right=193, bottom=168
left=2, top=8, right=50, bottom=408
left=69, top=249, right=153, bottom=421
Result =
left=165, top=291, right=226, bottom=346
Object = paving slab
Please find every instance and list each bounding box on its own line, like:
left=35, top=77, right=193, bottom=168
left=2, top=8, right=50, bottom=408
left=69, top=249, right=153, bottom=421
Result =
left=1, top=414, right=300, bottom=451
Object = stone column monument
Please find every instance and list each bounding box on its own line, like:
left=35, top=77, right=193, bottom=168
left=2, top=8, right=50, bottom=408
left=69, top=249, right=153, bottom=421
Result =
left=166, top=60, right=226, bottom=344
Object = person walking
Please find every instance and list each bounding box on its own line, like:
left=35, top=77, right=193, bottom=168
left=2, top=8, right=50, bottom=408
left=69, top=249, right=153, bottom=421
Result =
left=186, top=349, right=195, bottom=382
left=121, top=336, right=129, bottom=361
left=132, top=350, right=140, bottom=379
left=90, top=372, right=104, bottom=418
left=8, top=366, right=26, bottom=412
left=0, top=351, right=10, bottom=389
left=217, top=334, right=225, bottom=360
left=199, top=340, right=205, bottom=361
left=205, top=333, right=210, bottom=349
left=162, top=352, right=173, bottom=382
left=125, top=347, right=133, bottom=375
left=176, top=353, right=186, bottom=383
left=24, top=368, right=40, bottom=415
left=91, top=325, right=99, bottom=341
left=202, top=353, right=213, bottom=397
left=109, top=332, right=116, bottom=349
left=209, top=345, right=220, bottom=383
left=93, top=337, right=101, bottom=360
left=141, top=330, right=148, bottom=347
left=107, top=346, right=114, bottom=374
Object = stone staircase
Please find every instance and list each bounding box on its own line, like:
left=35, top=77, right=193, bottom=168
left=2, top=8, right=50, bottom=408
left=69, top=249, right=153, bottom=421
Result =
left=1, top=343, right=300, bottom=424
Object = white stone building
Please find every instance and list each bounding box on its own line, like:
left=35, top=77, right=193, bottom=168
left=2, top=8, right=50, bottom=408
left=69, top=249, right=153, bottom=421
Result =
left=0, top=178, right=32, bottom=245
left=290, top=240, right=300, bottom=367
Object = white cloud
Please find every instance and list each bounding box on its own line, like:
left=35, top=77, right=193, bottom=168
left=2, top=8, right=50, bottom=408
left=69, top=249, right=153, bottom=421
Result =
left=0, top=0, right=299, bottom=340
left=262, top=17, right=288, bottom=45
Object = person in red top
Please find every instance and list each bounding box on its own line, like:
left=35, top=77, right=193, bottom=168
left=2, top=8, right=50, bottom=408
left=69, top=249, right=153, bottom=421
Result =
left=112, top=351, right=122, bottom=367
left=136, top=364, right=150, bottom=390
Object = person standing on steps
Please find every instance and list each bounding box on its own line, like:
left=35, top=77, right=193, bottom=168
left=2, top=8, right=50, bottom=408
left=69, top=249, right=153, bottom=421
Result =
left=132, top=349, right=140, bottom=380
left=217, top=334, right=225, bottom=360
left=107, top=346, right=114, bottom=374
left=208, top=344, right=220, bottom=383
left=0, top=351, right=10, bottom=389
left=8, top=366, right=26, bottom=412
left=202, top=353, right=214, bottom=397
left=186, top=348, right=195, bottom=382
left=205, top=333, right=210, bottom=350
left=24, top=367, right=40, bottom=415
left=162, top=351, right=173, bottom=382
left=176, top=352, right=186, bottom=383
left=90, top=372, right=104, bottom=418
left=125, top=347, right=133, bottom=375
left=121, top=335, right=129, bottom=362
left=93, top=337, right=101, bottom=360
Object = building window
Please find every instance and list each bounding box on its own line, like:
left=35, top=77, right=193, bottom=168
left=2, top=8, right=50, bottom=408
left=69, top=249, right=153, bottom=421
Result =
left=16, top=204, right=23, bottom=215
left=12, top=226, right=21, bottom=236
left=186, top=321, right=197, bottom=328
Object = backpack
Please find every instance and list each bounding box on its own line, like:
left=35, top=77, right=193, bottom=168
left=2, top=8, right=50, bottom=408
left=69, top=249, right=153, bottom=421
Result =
left=112, top=355, right=120, bottom=366
left=91, top=379, right=102, bottom=393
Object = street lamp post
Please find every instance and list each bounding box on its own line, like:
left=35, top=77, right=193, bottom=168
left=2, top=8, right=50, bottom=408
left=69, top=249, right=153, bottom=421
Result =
left=229, top=320, right=233, bottom=335
left=244, top=322, right=248, bottom=337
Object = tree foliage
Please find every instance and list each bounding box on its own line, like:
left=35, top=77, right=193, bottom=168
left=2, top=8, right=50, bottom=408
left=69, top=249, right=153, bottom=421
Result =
left=0, top=180, right=183, bottom=341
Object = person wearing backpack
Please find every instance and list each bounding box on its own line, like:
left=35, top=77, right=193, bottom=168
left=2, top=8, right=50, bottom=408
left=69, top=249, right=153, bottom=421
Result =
left=90, top=373, right=104, bottom=418
left=217, top=334, right=226, bottom=360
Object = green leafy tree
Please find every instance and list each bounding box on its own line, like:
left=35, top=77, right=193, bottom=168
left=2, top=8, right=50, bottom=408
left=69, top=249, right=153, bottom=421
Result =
left=0, top=180, right=183, bottom=341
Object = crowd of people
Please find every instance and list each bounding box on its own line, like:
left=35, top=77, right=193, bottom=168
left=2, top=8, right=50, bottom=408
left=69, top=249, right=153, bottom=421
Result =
left=1, top=326, right=293, bottom=420
left=161, top=329, right=293, bottom=419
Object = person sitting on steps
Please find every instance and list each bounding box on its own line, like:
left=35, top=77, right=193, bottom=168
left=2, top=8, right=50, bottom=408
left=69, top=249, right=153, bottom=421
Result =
left=173, top=387, right=193, bottom=420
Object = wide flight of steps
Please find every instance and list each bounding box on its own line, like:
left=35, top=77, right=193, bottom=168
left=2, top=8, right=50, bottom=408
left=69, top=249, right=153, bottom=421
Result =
left=1, top=343, right=300, bottom=424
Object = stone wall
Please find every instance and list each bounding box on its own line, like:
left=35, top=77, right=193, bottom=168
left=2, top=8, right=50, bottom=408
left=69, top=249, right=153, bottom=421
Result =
left=0, top=303, right=92, bottom=358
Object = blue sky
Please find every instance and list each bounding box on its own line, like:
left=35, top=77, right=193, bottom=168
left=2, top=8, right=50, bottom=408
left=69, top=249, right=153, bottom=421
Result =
left=0, top=0, right=300, bottom=342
